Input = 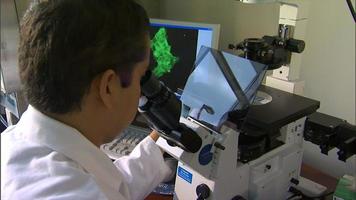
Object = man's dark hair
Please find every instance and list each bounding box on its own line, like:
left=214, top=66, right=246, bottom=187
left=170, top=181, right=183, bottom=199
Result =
left=19, top=0, right=149, bottom=114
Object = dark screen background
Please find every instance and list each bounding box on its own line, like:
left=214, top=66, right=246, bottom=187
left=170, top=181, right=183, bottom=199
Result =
left=149, top=26, right=199, bottom=92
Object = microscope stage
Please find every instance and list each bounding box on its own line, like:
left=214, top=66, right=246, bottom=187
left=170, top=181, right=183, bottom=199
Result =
left=246, top=85, right=320, bottom=132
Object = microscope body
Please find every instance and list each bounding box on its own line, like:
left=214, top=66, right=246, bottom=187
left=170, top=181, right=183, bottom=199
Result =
left=157, top=117, right=306, bottom=200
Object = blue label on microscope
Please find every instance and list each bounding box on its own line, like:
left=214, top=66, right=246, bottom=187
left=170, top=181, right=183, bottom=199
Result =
left=199, top=144, right=213, bottom=165
left=177, top=166, right=192, bottom=184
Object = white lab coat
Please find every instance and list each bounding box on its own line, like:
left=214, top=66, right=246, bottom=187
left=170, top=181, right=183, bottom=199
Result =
left=1, top=106, right=172, bottom=200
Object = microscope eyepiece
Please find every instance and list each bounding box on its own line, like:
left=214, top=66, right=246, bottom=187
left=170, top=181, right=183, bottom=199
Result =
left=138, top=70, right=202, bottom=153
left=140, top=70, right=162, bottom=98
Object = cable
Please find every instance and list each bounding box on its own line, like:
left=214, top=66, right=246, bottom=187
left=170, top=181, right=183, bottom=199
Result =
left=346, top=0, right=356, bottom=22
left=13, top=0, right=21, bottom=26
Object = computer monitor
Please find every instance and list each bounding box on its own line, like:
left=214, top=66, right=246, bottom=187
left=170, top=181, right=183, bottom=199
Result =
left=148, top=18, right=220, bottom=92
left=132, top=18, right=220, bottom=128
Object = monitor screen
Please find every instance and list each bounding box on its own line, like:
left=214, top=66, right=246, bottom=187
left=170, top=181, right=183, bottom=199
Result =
left=132, top=19, right=220, bottom=128
left=148, top=19, right=220, bottom=92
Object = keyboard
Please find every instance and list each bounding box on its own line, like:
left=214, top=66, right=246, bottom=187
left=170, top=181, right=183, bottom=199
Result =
left=100, top=125, right=151, bottom=160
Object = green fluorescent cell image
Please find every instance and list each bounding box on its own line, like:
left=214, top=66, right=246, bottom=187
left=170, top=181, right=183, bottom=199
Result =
left=151, top=28, right=179, bottom=78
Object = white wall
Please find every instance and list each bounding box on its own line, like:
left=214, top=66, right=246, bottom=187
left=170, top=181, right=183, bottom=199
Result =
left=136, top=0, right=161, bottom=18
left=142, top=0, right=356, bottom=178
left=300, top=0, right=355, bottom=124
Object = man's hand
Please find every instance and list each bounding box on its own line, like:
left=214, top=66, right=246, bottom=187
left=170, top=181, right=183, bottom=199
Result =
left=149, top=130, right=160, bottom=142
left=150, top=130, right=167, bottom=154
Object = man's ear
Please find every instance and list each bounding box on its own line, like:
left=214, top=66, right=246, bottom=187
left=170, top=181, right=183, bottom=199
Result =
left=97, top=69, right=120, bottom=109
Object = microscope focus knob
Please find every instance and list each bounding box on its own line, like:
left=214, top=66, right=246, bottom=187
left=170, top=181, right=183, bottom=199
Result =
left=196, top=184, right=210, bottom=200
left=286, top=38, right=305, bottom=53
left=231, top=195, right=247, bottom=200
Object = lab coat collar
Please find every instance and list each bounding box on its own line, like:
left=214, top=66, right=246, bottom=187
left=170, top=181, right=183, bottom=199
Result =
left=17, top=105, right=128, bottom=199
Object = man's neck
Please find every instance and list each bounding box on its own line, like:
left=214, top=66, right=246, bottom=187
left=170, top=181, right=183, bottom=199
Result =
left=46, top=111, right=104, bottom=147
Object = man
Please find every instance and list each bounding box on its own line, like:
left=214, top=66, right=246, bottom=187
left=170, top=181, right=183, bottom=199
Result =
left=1, top=0, right=172, bottom=199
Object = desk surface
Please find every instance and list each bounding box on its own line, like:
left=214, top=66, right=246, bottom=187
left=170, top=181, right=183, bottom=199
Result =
left=145, top=163, right=338, bottom=200
left=145, top=194, right=172, bottom=200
